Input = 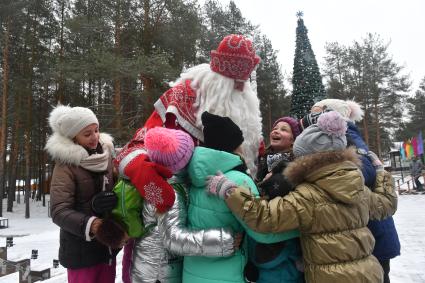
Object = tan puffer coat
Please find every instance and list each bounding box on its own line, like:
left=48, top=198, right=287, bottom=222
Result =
left=225, top=148, right=397, bottom=283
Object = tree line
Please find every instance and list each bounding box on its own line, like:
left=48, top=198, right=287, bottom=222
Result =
left=0, top=0, right=287, bottom=216
left=1, top=1, right=424, bottom=217
left=290, top=15, right=421, bottom=157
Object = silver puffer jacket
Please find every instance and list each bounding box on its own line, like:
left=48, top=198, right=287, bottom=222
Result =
left=131, top=178, right=234, bottom=283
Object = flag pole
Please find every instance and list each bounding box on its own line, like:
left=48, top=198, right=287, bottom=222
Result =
left=399, top=142, right=404, bottom=183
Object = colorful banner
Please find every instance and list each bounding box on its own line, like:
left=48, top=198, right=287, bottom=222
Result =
left=403, top=139, right=414, bottom=159
left=400, top=131, right=424, bottom=160
left=412, top=137, right=418, bottom=156
left=400, top=145, right=406, bottom=160
left=418, top=131, right=424, bottom=155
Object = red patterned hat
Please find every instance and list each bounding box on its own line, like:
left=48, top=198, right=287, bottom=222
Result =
left=210, top=34, right=261, bottom=82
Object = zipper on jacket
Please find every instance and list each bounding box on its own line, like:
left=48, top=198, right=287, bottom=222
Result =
left=121, top=181, right=127, bottom=217
left=108, top=247, right=112, bottom=265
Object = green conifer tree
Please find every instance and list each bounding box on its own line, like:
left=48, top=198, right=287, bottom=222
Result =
left=290, top=12, right=326, bottom=118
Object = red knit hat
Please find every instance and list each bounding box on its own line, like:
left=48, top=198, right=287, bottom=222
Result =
left=210, top=34, right=260, bottom=89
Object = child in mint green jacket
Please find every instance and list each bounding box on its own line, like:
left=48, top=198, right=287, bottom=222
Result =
left=183, top=112, right=302, bottom=283
left=111, top=127, right=237, bottom=283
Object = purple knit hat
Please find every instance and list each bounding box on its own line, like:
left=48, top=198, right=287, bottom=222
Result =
left=145, top=127, right=194, bottom=173
left=272, top=117, right=301, bottom=139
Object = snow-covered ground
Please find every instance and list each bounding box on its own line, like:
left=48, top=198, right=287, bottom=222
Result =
left=1, top=177, right=424, bottom=283
left=0, top=198, right=125, bottom=283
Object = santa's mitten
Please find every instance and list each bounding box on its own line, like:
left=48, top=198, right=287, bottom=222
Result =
left=96, top=218, right=127, bottom=249
left=124, top=154, right=175, bottom=213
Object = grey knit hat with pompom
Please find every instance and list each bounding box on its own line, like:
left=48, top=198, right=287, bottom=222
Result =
left=293, top=111, right=347, bottom=157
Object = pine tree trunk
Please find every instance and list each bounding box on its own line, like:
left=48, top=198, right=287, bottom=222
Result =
left=25, top=9, right=37, bottom=219
left=40, top=81, right=49, bottom=205
left=88, top=79, right=93, bottom=105
left=17, top=161, right=23, bottom=204
left=267, top=95, right=272, bottom=135
left=362, top=108, right=369, bottom=146
left=113, top=2, right=122, bottom=133
left=7, top=91, right=21, bottom=211
left=374, top=101, right=381, bottom=156
left=141, top=75, right=154, bottom=121
left=24, top=106, right=32, bottom=218
left=140, top=0, right=153, bottom=121
left=142, top=0, right=152, bottom=55
left=0, top=17, right=11, bottom=217
left=7, top=149, right=17, bottom=211
left=56, top=0, right=65, bottom=103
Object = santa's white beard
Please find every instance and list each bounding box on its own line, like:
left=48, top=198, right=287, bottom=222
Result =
left=172, top=64, right=263, bottom=176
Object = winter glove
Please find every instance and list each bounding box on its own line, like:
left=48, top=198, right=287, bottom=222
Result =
left=299, top=111, right=323, bottom=130
left=299, top=108, right=333, bottom=130
left=258, top=173, right=294, bottom=199
left=124, top=154, right=175, bottom=213
left=206, top=172, right=238, bottom=199
left=244, top=260, right=259, bottom=282
left=92, top=191, right=118, bottom=215
left=96, top=218, right=128, bottom=249
left=367, top=151, right=384, bottom=172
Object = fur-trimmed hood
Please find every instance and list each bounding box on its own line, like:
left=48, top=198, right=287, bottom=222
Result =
left=45, top=132, right=114, bottom=166
left=313, top=99, right=364, bottom=122
left=284, top=148, right=365, bottom=204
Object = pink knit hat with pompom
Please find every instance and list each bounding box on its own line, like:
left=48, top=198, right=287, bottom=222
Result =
left=145, top=127, right=194, bottom=173
left=293, top=111, right=347, bottom=157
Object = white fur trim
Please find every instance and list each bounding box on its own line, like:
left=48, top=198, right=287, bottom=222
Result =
left=45, top=132, right=113, bottom=166
left=85, top=216, right=97, bottom=241
left=165, top=64, right=263, bottom=176
left=99, top=133, right=114, bottom=154
left=346, top=100, right=364, bottom=122
left=118, top=148, right=147, bottom=178
left=154, top=100, right=204, bottom=141
left=314, top=99, right=364, bottom=122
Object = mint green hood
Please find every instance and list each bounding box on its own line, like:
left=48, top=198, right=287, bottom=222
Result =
left=188, top=147, right=244, bottom=187
left=184, top=146, right=300, bottom=283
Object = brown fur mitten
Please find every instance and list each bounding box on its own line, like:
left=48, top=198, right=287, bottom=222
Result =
left=96, top=218, right=127, bottom=249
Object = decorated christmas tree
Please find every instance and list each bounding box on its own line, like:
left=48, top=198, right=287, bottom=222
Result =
left=290, top=12, right=326, bottom=118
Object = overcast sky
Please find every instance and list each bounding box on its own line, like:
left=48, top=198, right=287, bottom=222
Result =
left=216, top=0, right=425, bottom=91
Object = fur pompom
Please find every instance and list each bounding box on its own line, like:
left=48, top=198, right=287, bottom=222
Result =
left=48, top=105, right=71, bottom=133
left=96, top=218, right=127, bottom=249
left=346, top=100, right=364, bottom=122
left=317, top=111, right=347, bottom=137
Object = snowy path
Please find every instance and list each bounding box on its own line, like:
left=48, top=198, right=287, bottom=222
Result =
left=391, top=194, right=425, bottom=283
left=1, top=193, right=425, bottom=282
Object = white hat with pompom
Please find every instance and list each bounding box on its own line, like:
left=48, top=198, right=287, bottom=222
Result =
left=48, top=105, right=98, bottom=139
left=313, top=99, right=364, bottom=122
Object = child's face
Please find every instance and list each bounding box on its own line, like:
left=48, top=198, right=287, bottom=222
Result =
left=74, top=123, right=100, bottom=150
left=310, top=105, right=323, bottom=113
left=270, top=122, right=294, bottom=152
left=233, top=145, right=244, bottom=158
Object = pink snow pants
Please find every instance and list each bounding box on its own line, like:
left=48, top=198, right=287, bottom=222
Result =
left=67, top=262, right=116, bottom=283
